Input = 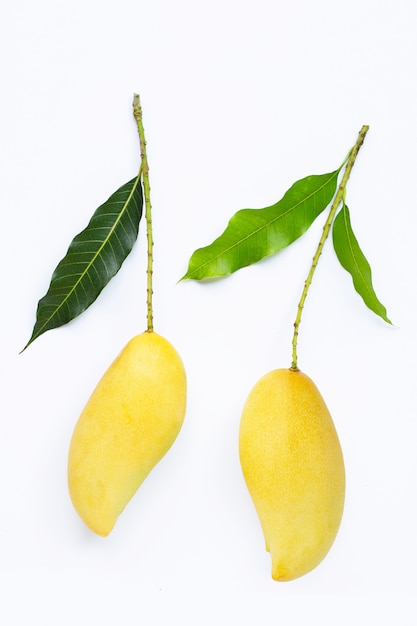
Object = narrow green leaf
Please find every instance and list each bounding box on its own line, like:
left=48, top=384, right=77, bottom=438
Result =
left=182, top=170, right=340, bottom=280
left=332, top=204, right=392, bottom=324
left=24, top=176, right=143, bottom=349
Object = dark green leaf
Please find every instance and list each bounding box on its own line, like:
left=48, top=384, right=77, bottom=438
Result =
left=24, top=176, right=143, bottom=349
left=332, top=204, right=392, bottom=324
left=182, top=170, right=340, bottom=280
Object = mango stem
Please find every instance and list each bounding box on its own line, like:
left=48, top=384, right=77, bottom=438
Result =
left=133, top=94, right=154, bottom=332
left=290, top=125, right=369, bottom=371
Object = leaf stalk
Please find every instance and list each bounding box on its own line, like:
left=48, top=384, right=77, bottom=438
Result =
left=290, top=125, right=369, bottom=371
left=133, top=94, right=154, bottom=332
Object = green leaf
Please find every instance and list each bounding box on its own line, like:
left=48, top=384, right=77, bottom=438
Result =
left=182, top=170, right=340, bottom=280
left=332, top=204, right=392, bottom=324
left=24, top=176, right=143, bottom=349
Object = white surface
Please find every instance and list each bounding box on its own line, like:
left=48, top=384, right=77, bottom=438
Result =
left=1, top=0, right=416, bottom=622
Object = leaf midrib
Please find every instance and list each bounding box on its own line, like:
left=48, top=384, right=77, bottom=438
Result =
left=36, top=176, right=141, bottom=335
left=341, top=207, right=375, bottom=303
left=189, top=171, right=338, bottom=276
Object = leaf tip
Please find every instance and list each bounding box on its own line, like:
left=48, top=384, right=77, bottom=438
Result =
left=19, top=339, right=31, bottom=354
left=383, top=312, right=394, bottom=326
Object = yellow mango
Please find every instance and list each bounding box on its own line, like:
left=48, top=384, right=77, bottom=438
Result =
left=239, top=368, right=345, bottom=581
left=68, top=331, right=187, bottom=536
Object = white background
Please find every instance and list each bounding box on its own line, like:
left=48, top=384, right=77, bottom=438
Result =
left=1, top=0, right=416, bottom=623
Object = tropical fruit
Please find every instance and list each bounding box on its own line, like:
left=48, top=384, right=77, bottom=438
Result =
left=239, top=368, right=345, bottom=581
left=68, top=331, right=187, bottom=536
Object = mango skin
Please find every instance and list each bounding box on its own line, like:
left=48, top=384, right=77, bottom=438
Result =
left=239, top=368, right=345, bottom=581
left=68, top=331, right=187, bottom=537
